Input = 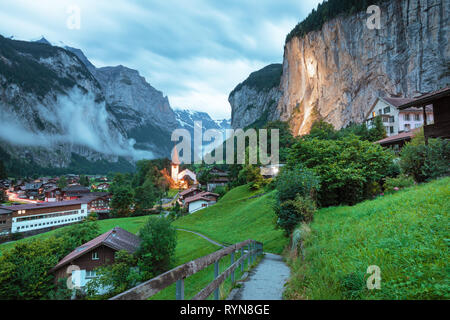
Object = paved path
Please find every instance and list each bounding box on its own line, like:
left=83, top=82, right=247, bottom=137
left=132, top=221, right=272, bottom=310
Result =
left=231, top=253, right=290, bottom=300
left=176, top=228, right=225, bottom=248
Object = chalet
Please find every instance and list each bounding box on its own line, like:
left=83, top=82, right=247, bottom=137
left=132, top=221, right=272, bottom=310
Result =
left=0, top=200, right=88, bottom=234
left=25, top=182, right=43, bottom=200
left=179, top=187, right=202, bottom=203
left=51, top=227, right=141, bottom=289
left=44, top=187, right=63, bottom=202
left=184, top=192, right=219, bottom=213
left=80, top=192, right=112, bottom=217
left=62, top=185, right=90, bottom=200
left=0, top=208, right=13, bottom=237
left=95, top=183, right=110, bottom=191
left=206, top=167, right=230, bottom=192
left=396, top=87, right=450, bottom=142
left=365, top=97, right=434, bottom=137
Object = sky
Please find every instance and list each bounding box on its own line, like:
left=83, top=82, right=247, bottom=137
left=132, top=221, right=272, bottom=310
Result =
left=0, top=0, right=322, bottom=119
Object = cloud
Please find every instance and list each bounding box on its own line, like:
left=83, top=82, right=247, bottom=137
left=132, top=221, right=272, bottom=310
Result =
left=0, top=0, right=323, bottom=120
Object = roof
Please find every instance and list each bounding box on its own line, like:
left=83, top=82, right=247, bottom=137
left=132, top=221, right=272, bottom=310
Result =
left=382, top=97, right=415, bottom=108
left=62, top=185, right=90, bottom=192
left=397, top=87, right=450, bottom=109
left=185, top=192, right=219, bottom=204
left=365, top=97, right=432, bottom=120
left=172, top=145, right=181, bottom=165
left=375, top=128, right=420, bottom=145
left=52, top=227, right=141, bottom=272
left=0, top=208, right=13, bottom=215
left=179, top=187, right=201, bottom=197
left=0, top=199, right=85, bottom=211
left=25, top=183, right=43, bottom=190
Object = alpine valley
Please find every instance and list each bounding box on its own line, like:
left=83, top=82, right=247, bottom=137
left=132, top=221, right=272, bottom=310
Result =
left=0, top=35, right=230, bottom=175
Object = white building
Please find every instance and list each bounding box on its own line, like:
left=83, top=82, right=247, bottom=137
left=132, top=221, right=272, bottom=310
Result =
left=365, top=97, right=433, bottom=137
left=185, top=192, right=219, bottom=213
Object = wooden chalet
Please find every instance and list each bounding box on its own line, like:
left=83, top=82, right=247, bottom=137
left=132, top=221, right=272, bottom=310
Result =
left=397, top=87, right=450, bottom=143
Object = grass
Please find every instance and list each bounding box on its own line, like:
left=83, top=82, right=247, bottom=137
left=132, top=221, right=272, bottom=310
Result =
left=167, top=189, right=179, bottom=198
left=173, top=184, right=288, bottom=254
left=283, top=177, right=450, bottom=300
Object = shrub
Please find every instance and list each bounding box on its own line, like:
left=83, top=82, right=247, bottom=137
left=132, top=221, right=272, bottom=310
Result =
left=135, top=217, right=177, bottom=280
left=288, top=136, right=393, bottom=207
left=274, top=166, right=320, bottom=235
left=214, top=185, right=227, bottom=198
left=400, top=134, right=450, bottom=182
left=383, top=175, right=415, bottom=193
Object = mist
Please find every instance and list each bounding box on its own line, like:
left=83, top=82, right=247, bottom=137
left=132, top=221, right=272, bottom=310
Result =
left=0, top=88, right=154, bottom=161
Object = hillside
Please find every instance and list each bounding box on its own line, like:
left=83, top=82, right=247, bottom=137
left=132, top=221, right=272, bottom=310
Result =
left=284, top=177, right=450, bottom=300
left=174, top=184, right=288, bottom=254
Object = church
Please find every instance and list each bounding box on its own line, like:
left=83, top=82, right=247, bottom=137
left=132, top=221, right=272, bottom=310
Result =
left=171, top=146, right=197, bottom=188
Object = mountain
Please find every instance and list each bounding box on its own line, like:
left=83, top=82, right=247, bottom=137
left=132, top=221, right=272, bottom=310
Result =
left=174, top=109, right=231, bottom=157
left=230, top=0, right=450, bottom=135
left=229, top=64, right=282, bottom=129
left=64, top=46, right=178, bottom=157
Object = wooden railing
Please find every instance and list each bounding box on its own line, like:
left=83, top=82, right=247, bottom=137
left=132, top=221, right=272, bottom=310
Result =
left=109, top=239, right=264, bottom=300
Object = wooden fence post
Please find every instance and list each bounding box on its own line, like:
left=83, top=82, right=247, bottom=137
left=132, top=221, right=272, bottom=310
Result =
left=176, top=279, right=184, bottom=300
left=214, top=261, right=219, bottom=300
left=230, top=252, right=235, bottom=285
left=240, top=247, right=244, bottom=272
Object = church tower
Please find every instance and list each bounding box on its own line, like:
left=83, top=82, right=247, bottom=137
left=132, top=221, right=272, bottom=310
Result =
left=171, top=145, right=180, bottom=183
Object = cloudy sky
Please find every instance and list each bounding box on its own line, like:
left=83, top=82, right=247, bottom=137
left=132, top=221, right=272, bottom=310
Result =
left=0, top=0, right=322, bottom=119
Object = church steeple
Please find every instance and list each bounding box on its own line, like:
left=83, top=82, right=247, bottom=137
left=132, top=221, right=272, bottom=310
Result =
left=171, top=145, right=180, bottom=182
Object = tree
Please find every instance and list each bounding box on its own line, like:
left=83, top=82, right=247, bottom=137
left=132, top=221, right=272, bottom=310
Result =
left=57, top=176, right=68, bottom=189
left=238, top=165, right=264, bottom=190
left=79, top=175, right=90, bottom=187
left=0, top=190, right=6, bottom=204
left=134, top=179, right=161, bottom=216
left=0, top=160, right=7, bottom=179
left=110, top=188, right=134, bottom=218
left=136, top=217, right=177, bottom=280
left=0, top=237, right=64, bottom=299
left=367, top=116, right=386, bottom=142
left=274, top=165, right=320, bottom=235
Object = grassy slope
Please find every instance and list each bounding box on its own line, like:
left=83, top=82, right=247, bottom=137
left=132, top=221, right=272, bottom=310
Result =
left=173, top=185, right=288, bottom=254
left=284, top=177, right=450, bottom=300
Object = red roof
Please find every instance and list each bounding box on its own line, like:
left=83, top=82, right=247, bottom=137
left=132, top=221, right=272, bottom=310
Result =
left=179, top=187, right=201, bottom=197
left=51, top=227, right=140, bottom=272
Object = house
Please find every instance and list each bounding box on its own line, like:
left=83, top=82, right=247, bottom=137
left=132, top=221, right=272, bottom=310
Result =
left=206, top=167, right=230, bottom=192
left=179, top=187, right=202, bottom=203
left=51, top=227, right=141, bottom=289
left=260, top=164, right=285, bottom=179
left=0, top=200, right=88, bottom=234
left=0, top=208, right=13, bottom=237
left=80, top=192, right=112, bottom=217
left=365, top=97, right=434, bottom=137
left=95, top=183, right=110, bottom=191
left=177, top=168, right=197, bottom=185
left=25, top=182, right=43, bottom=200
left=396, top=87, right=450, bottom=142
left=44, top=187, right=63, bottom=202
left=62, top=185, right=90, bottom=200
left=184, top=192, right=219, bottom=213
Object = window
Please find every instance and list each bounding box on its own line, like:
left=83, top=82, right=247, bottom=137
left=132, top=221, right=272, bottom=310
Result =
left=390, top=127, right=394, bottom=134
left=404, top=114, right=410, bottom=121
left=389, top=116, right=395, bottom=123
left=404, top=124, right=411, bottom=131
left=86, top=270, right=97, bottom=279
left=384, top=106, right=390, bottom=114
left=414, top=114, right=421, bottom=121
left=92, top=251, right=99, bottom=260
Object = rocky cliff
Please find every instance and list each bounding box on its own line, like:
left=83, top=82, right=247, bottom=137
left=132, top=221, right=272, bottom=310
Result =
left=278, top=0, right=450, bottom=135
left=229, top=64, right=282, bottom=129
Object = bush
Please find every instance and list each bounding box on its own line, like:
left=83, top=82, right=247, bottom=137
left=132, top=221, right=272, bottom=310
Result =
left=400, top=134, right=450, bottom=182
left=213, top=186, right=227, bottom=198
left=288, top=136, right=393, bottom=207
left=383, top=175, right=415, bottom=194
left=274, top=166, right=320, bottom=235
left=135, top=217, right=177, bottom=280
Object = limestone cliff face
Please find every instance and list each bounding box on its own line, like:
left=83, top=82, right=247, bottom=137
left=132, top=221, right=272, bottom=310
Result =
left=278, top=0, right=450, bottom=135
left=229, top=64, right=282, bottom=129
